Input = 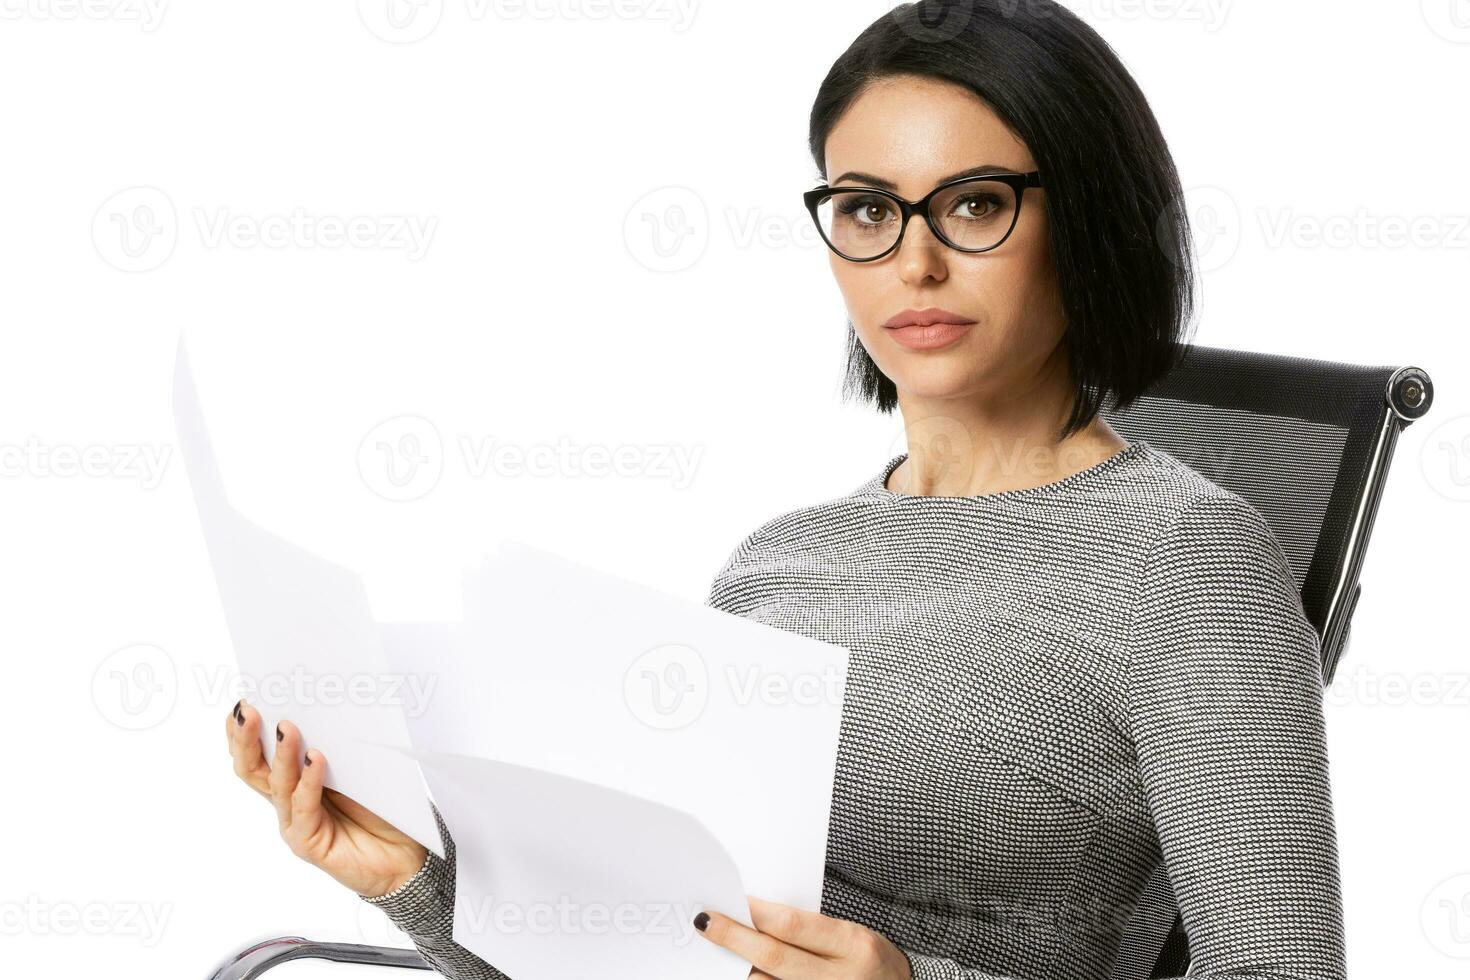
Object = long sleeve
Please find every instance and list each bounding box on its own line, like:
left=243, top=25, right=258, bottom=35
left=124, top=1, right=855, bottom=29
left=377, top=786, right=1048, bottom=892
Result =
left=1122, top=494, right=1347, bottom=979
left=358, top=801, right=514, bottom=980
left=895, top=494, right=1347, bottom=980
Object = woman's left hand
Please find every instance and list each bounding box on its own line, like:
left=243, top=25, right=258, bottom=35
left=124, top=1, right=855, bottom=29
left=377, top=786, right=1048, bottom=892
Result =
left=693, top=896, right=913, bottom=979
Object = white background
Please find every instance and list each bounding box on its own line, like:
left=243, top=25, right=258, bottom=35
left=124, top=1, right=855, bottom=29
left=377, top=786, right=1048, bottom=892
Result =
left=2, top=1, right=1467, bottom=977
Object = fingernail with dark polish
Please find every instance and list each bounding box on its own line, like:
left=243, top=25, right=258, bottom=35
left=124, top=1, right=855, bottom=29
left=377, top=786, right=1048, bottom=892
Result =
left=693, top=912, right=709, bottom=932
left=304, top=752, right=313, bottom=767
left=233, top=700, right=244, bottom=726
left=276, top=724, right=284, bottom=742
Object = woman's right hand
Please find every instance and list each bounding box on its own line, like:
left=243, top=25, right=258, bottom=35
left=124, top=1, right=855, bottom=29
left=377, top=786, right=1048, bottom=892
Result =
left=224, top=698, right=430, bottom=899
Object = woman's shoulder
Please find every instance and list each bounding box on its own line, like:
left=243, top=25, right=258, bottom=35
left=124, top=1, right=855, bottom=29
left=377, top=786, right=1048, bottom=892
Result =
left=1122, top=446, right=1318, bottom=670
left=1107, top=442, right=1286, bottom=548
left=1129, top=442, right=1293, bottom=564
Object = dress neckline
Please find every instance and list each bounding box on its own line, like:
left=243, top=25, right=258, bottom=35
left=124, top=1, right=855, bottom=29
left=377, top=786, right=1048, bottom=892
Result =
left=856, top=440, right=1152, bottom=504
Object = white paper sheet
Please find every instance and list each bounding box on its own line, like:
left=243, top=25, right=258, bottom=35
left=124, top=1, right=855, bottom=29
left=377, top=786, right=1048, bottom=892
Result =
left=456, top=538, right=849, bottom=912
left=376, top=545, right=851, bottom=980
left=174, top=336, right=852, bottom=980
left=414, top=748, right=753, bottom=980
left=172, top=338, right=444, bottom=858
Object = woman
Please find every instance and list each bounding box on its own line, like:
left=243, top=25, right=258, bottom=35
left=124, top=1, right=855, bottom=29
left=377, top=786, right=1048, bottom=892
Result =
left=224, top=2, right=1347, bottom=978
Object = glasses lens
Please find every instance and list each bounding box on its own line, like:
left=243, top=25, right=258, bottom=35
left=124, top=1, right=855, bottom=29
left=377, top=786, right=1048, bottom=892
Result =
left=929, top=178, right=1020, bottom=251
left=814, top=190, right=903, bottom=260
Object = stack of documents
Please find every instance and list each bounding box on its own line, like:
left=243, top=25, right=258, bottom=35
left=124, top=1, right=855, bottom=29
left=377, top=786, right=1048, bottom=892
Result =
left=172, top=339, right=851, bottom=980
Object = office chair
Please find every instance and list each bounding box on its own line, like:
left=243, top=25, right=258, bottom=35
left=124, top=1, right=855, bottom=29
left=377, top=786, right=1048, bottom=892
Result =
left=207, top=344, right=1435, bottom=980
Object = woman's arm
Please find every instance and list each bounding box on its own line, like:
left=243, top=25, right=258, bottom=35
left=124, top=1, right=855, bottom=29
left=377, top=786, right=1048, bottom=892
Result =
left=1117, top=493, right=1347, bottom=979
left=359, top=802, right=515, bottom=980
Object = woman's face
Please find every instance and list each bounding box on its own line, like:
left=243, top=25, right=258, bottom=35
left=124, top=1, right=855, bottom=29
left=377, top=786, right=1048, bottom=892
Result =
left=822, top=75, right=1067, bottom=408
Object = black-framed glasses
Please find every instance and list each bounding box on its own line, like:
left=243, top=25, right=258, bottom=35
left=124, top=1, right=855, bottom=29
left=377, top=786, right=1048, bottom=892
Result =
left=802, top=171, right=1043, bottom=262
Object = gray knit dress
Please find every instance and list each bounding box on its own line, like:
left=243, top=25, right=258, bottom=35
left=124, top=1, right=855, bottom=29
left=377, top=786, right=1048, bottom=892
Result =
left=360, top=440, right=1347, bottom=980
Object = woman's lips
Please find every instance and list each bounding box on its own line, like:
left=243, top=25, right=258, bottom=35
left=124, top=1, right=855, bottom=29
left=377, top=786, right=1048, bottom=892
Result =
left=885, top=320, right=975, bottom=350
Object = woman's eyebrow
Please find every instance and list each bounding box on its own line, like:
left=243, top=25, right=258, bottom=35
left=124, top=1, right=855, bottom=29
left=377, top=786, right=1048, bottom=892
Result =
left=831, top=164, right=1019, bottom=190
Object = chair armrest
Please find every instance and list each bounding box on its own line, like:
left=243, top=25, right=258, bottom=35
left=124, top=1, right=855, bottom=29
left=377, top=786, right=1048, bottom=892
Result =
left=208, top=935, right=432, bottom=979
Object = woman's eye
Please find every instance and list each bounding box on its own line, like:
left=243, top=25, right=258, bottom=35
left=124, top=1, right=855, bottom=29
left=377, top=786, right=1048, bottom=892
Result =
left=839, top=197, right=894, bottom=225
left=950, top=194, right=1001, bottom=219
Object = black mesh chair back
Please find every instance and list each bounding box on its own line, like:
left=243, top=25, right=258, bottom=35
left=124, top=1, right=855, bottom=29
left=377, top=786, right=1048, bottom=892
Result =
left=1101, top=343, right=1433, bottom=979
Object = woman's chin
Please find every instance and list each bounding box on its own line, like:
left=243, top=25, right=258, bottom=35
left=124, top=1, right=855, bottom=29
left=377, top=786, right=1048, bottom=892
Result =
left=883, top=361, right=984, bottom=402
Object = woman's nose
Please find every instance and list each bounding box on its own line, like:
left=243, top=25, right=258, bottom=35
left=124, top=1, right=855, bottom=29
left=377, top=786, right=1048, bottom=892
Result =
left=894, top=212, right=950, bottom=284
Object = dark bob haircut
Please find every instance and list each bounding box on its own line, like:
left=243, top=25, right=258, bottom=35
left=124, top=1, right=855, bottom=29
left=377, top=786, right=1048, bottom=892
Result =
left=809, top=0, right=1197, bottom=441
